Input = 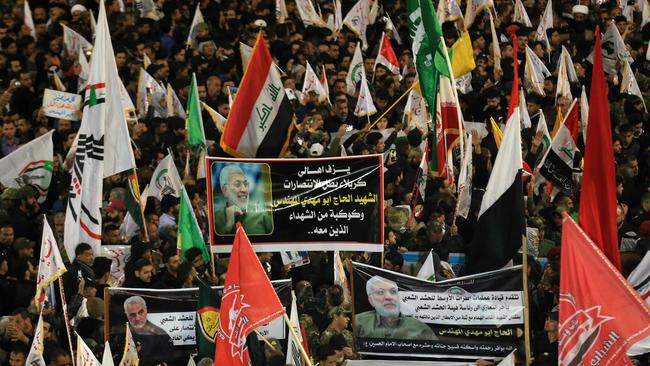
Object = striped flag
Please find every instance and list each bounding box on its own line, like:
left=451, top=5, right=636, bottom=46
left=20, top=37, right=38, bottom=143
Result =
left=374, top=33, right=400, bottom=76
left=465, top=37, right=524, bottom=274
left=220, top=35, right=294, bottom=158
left=65, top=0, right=135, bottom=257
left=538, top=99, right=579, bottom=196
left=0, top=130, right=53, bottom=203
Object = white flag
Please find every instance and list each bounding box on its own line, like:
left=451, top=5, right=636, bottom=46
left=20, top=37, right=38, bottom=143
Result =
left=404, top=85, right=428, bottom=133
left=497, top=351, right=516, bottom=366
left=525, top=46, right=551, bottom=96
left=65, top=0, right=135, bottom=257
left=520, top=90, right=532, bottom=129
left=77, top=51, right=90, bottom=93
left=0, top=130, right=53, bottom=203
left=240, top=42, right=253, bottom=71
left=25, top=312, right=46, bottom=366
left=343, top=0, right=370, bottom=49
left=588, top=20, right=633, bottom=74
left=202, top=101, right=227, bottom=132
left=513, top=0, right=532, bottom=26
left=437, top=0, right=464, bottom=24
left=186, top=4, right=205, bottom=48
left=166, top=83, right=187, bottom=119
left=457, top=132, right=473, bottom=219
left=296, top=0, right=326, bottom=27
left=333, top=0, right=343, bottom=33
left=137, top=67, right=167, bottom=118
left=77, top=334, right=102, bottom=366
left=320, top=64, right=331, bottom=104
left=489, top=11, right=501, bottom=75
left=621, top=61, right=647, bottom=111
left=119, top=324, right=139, bottom=366
left=24, top=0, right=36, bottom=40
left=385, top=12, right=401, bottom=44
left=346, top=42, right=364, bottom=95
left=535, top=0, right=553, bottom=51
left=354, top=71, right=377, bottom=117
left=417, top=250, right=436, bottom=281
left=333, top=251, right=351, bottom=304
left=62, top=24, right=92, bottom=56
left=556, top=46, right=577, bottom=100
left=276, top=0, right=288, bottom=23
left=465, top=0, right=494, bottom=27
left=36, top=219, right=67, bottom=304
left=102, top=341, right=115, bottom=366
left=148, top=153, right=183, bottom=200
left=580, top=86, right=588, bottom=145
left=285, top=292, right=303, bottom=366
left=417, top=138, right=428, bottom=200
left=643, top=0, right=650, bottom=28
left=301, top=62, right=329, bottom=104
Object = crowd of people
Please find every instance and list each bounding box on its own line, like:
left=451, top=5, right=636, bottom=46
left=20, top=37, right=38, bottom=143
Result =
left=0, top=0, right=648, bottom=365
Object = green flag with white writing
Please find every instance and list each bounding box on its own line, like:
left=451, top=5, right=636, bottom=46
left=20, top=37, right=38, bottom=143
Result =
left=177, top=186, right=210, bottom=262
left=186, top=73, right=206, bottom=146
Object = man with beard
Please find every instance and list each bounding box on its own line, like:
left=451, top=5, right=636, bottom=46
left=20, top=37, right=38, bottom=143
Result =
left=355, top=276, right=436, bottom=340
left=214, top=164, right=272, bottom=235
left=117, top=295, right=174, bottom=365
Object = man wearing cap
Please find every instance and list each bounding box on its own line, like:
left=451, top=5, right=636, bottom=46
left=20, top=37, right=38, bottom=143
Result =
left=533, top=307, right=559, bottom=360
left=320, top=307, right=353, bottom=349
left=355, top=276, right=436, bottom=340
left=214, top=164, right=273, bottom=235
left=9, top=237, right=35, bottom=281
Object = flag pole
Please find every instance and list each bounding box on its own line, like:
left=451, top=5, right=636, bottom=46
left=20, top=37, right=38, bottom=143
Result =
left=521, top=234, right=532, bottom=365
left=253, top=329, right=283, bottom=354
left=58, top=277, right=77, bottom=366
left=282, top=313, right=314, bottom=366
left=364, top=81, right=417, bottom=131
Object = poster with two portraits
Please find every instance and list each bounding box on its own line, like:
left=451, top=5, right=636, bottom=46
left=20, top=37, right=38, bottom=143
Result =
left=352, top=263, right=524, bottom=361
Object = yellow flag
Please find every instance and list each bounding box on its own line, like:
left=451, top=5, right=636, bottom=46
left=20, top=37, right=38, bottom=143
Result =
left=451, top=31, right=476, bottom=77
left=490, top=117, right=502, bottom=148
left=550, top=107, right=564, bottom=139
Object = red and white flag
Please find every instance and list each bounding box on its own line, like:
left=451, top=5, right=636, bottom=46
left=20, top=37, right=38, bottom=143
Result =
left=559, top=213, right=650, bottom=366
left=221, top=35, right=294, bottom=158
left=435, top=71, right=462, bottom=184
left=373, top=33, right=400, bottom=76
left=214, top=224, right=286, bottom=366
left=35, top=219, right=67, bottom=305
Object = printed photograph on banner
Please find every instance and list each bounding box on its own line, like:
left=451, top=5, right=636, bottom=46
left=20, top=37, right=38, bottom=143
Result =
left=211, top=161, right=274, bottom=236
left=207, top=156, right=384, bottom=252
left=352, top=263, right=524, bottom=360
left=106, top=281, right=291, bottom=365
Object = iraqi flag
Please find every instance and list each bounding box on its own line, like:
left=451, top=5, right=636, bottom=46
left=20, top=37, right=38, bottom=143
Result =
left=538, top=99, right=579, bottom=196
left=464, top=102, right=524, bottom=275
left=373, top=32, right=400, bottom=76
left=64, top=0, right=135, bottom=257
left=0, top=130, right=53, bottom=203
left=220, top=34, right=294, bottom=158
left=559, top=213, right=650, bottom=366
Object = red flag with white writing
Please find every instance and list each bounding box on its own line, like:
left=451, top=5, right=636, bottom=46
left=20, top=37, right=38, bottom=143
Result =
left=214, top=224, right=285, bottom=366
left=559, top=213, right=650, bottom=366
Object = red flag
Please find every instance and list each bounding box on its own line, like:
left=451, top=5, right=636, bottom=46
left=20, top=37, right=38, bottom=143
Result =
left=559, top=213, right=650, bottom=366
left=578, top=27, right=621, bottom=270
left=214, top=224, right=286, bottom=366
left=373, top=32, right=400, bottom=75
left=564, top=100, right=579, bottom=144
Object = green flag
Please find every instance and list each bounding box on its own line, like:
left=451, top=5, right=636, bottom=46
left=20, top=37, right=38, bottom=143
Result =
left=196, top=278, right=220, bottom=359
left=186, top=73, right=206, bottom=146
left=177, top=186, right=210, bottom=261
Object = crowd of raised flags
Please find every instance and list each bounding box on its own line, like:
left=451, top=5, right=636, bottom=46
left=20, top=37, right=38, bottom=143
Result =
left=0, top=0, right=648, bottom=364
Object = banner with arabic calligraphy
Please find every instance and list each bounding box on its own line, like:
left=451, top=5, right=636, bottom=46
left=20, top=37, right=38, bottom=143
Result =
left=352, top=263, right=524, bottom=360
left=206, top=156, right=384, bottom=252
left=42, top=89, right=81, bottom=121
left=105, top=280, right=291, bottom=364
